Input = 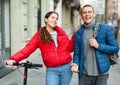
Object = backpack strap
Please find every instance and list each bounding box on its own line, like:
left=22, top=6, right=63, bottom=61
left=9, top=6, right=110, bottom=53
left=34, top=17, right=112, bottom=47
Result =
left=93, top=23, right=99, bottom=38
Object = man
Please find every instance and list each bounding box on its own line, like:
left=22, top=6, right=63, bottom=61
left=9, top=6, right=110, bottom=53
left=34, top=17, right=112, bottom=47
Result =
left=71, top=5, right=119, bottom=85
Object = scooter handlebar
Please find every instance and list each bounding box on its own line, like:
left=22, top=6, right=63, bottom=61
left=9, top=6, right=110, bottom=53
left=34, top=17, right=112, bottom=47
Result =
left=6, top=61, right=43, bottom=68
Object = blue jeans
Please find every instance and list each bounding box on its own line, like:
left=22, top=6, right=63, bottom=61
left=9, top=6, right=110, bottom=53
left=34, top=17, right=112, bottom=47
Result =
left=79, top=74, right=109, bottom=85
left=46, top=63, right=73, bottom=85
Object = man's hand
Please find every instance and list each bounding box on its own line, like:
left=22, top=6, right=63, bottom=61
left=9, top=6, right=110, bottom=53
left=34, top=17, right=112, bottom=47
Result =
left=89, top=37, right=98, bottom=48
left=71, top=63, right=79, bottom=73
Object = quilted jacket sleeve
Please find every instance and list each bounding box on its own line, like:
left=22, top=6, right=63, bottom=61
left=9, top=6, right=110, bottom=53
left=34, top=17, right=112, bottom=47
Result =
left=97, top=24, right=119, bottom=54
left=10, top=32, right=39, bottom=62
left=67, top=33, right=75, bottom=53
left=73, top=33, right=81, bottom=65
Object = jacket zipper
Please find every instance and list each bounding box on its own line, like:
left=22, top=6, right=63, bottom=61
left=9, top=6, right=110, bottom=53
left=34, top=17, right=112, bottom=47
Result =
left=55, top=46, right=60, bottom=66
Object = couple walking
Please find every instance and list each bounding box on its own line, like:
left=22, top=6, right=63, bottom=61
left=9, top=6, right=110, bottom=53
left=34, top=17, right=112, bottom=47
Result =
left=6, top=5, right=119, bottom=85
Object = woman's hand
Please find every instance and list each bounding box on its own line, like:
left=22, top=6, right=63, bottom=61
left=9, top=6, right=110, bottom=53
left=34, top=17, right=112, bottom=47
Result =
left=71, top=63, right=79, bottom=73
left=5, top=60, right=16, bottom=67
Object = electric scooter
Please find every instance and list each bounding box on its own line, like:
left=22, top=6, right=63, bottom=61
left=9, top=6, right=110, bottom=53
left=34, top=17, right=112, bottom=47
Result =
left=6, top=61, right=43, bottom=85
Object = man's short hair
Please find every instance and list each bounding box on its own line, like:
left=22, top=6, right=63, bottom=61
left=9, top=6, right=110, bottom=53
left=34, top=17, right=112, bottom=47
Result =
left=80, top=4, right=94, bottom=14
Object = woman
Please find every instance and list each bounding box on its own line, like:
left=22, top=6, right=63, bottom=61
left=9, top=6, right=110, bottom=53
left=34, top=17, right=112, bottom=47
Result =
left=6, top=11, right=73, bottom=85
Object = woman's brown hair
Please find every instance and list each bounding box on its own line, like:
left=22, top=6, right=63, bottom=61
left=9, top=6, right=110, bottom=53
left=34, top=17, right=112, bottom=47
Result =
left=39, top=11, right=59, bottom=43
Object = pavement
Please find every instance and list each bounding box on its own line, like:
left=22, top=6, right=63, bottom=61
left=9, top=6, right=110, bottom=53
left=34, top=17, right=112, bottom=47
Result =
left=0, top=49, right=120, bottom=85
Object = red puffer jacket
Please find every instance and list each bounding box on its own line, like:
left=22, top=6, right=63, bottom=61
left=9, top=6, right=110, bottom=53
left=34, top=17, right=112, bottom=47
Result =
left=10, top=26, right=72, bottom=67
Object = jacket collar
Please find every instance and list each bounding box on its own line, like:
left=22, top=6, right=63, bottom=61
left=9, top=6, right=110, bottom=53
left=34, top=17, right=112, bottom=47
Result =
left=54, top=26, right=65, bottom=35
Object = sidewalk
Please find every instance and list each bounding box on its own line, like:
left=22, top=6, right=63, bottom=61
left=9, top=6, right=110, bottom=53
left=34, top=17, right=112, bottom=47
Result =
left=0, top=50, right=120, bottom=85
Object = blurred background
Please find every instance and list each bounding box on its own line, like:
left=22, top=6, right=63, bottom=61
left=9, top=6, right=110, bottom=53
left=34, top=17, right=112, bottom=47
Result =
left=0, top=0, right=120, bottom=78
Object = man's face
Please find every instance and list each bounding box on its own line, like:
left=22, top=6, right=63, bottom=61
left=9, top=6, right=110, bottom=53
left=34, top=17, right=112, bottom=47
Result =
left=81, top=6, right=96, bottom=25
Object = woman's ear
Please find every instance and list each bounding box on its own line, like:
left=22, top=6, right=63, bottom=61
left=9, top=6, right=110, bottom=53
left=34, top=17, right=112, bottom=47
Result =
left=44, top=18, right=47, bottom=23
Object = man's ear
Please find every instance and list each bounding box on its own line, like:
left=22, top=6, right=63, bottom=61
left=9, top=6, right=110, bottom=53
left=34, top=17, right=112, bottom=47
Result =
left=79, top=14, right=81, bottom=19
left=93, top=12, right=96, bottom=17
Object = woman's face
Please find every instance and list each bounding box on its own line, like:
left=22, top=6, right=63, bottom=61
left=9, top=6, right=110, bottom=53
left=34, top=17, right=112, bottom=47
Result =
left=44, top=13, right=58, bottom=28
left=81, top=6, right=96, bottom=25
